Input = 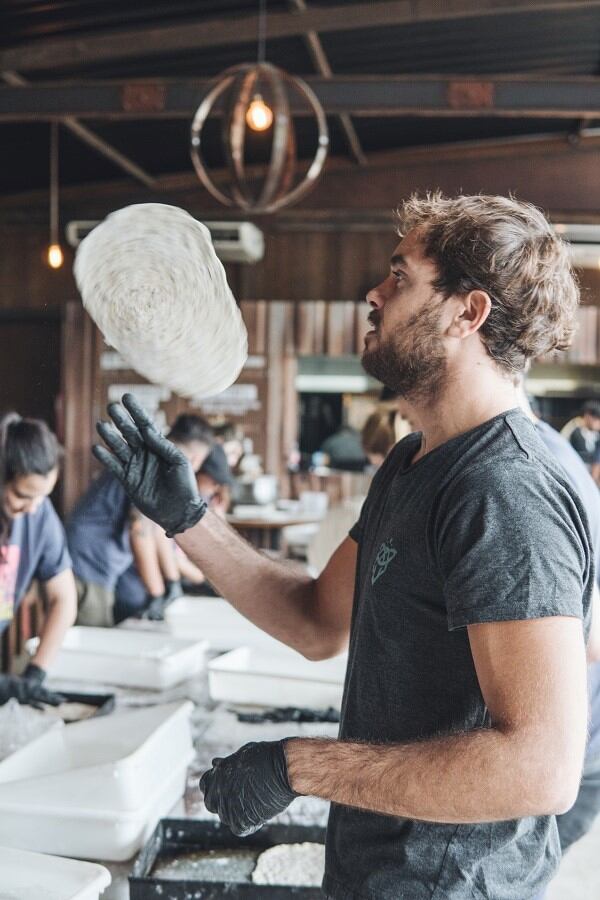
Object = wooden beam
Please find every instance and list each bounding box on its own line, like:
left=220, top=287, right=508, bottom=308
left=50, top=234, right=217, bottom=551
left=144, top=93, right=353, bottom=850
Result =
left=2, top=71, right=157, bottom=188
left=288, top=0, right=367, bottom=166
left=0, top=75, right=599, bottom=121
left=0, top=1, right=598, bottom=73
left=1, top=129, right=600, bottom=224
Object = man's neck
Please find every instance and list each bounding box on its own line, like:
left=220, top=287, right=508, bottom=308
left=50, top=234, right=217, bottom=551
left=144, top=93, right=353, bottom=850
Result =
left=407, top=362, right=520, bottom=462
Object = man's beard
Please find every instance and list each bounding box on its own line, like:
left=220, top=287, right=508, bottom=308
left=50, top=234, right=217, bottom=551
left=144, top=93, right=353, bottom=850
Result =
left=362, top=301, right=448, bottom=403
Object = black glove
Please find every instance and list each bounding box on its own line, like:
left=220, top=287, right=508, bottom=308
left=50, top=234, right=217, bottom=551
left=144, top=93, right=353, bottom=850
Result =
left=164, top=578, right=184, bottom=604
left=0, top=673, right=64, bottom=709
left=93, top=394, right=208, bottom=538
left=22, top=662, right=47, bottom=687
left=143, top=579, right=184, bottom=621
left=200, top=740, right=298, bottom=837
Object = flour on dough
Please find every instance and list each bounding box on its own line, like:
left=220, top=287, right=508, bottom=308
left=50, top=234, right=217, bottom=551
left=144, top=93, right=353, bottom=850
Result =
left=251, top=842, right=325, bottom=886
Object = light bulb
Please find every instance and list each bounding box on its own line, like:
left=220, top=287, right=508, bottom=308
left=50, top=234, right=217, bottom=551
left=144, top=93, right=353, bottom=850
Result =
left=246, top=95, right=273, bottom=132
left=47, top=243, right=64, bottom=269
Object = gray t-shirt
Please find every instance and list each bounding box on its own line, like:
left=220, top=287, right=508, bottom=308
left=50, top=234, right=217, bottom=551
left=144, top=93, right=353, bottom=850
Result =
left=323, top=409, right=593, bottom=900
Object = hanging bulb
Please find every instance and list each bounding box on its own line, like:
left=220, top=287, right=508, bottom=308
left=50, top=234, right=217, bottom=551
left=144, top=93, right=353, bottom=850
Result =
left=47, top=243, right=64, bottom=269
left=246, top=94, right=273, bottom=132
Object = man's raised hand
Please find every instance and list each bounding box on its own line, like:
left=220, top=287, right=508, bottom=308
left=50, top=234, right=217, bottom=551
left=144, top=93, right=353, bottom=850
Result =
left=93, top=393, right=207, bottom=537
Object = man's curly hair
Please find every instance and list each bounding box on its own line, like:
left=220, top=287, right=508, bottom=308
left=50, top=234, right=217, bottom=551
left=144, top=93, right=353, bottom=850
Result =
left=396, top=193, right=579, bottom=374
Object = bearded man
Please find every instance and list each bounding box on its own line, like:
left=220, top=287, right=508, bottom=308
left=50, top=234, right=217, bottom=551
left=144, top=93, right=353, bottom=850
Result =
left=95, top=194, right=593, bottom=900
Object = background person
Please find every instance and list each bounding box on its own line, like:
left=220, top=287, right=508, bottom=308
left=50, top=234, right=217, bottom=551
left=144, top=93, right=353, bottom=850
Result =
left=95, top=194, right=591, bottom=900
left=0, top=412, right=76, bottom=706
left=67, top=412, right=212, bottom=625
left=564, top=400, right=600, bottom=466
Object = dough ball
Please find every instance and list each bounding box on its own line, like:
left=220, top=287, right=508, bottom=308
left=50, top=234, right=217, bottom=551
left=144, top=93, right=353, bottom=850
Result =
left=74, top=203, right=248, bottom=398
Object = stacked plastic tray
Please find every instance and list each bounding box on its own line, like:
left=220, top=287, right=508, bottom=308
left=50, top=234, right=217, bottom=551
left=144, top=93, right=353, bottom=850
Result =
left=0, top=701, right=194, bottom=861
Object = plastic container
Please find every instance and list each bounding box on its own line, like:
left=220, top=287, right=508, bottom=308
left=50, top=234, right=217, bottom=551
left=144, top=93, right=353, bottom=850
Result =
left=28, top=625, right=208, bottom=689
left=164, top=596, right=290, bottom=652
left=208, top=646, right=347, bottom=708
left=130, top=818, right=326, bottom=899
left=0, top=845, right=111, bottom=900
left=0, top=702, right=194, bottom=861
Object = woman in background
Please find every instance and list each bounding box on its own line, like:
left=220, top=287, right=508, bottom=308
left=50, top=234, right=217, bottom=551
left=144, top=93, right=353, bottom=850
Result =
left=0, top=413, right=77, bottom=705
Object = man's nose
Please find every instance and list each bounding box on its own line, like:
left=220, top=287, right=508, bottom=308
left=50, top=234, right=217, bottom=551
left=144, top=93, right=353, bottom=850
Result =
left=366, top=281, right=386, bottom=309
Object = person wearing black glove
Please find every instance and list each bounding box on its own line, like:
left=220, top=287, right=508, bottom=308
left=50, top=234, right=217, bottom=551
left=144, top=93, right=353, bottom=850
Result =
left=143, top=578, right=184, bottom=621
left=0, top=667, right=64, bottom=709
left=93, top=201, right=595, bottom=900
left=94, top=394, right=208, bottom=538
left=200, top=741, right=297, bottom=837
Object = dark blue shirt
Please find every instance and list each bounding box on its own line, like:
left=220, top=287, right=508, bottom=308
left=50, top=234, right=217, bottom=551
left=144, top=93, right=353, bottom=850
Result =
left=536, top=419, right=600, bottom=760
left=66, top=472, right=132, bottom=590
left=0, top=498, right=71, bottom=632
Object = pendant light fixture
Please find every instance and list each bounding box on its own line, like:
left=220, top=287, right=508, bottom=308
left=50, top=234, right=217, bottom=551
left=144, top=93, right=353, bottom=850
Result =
left=46, top=122, right=64, bottom=269
left=190, top=0, right=329, bottom=214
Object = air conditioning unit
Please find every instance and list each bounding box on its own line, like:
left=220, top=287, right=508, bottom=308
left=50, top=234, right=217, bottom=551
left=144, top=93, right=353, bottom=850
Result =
left=65, top=219, right=264, bottom=264
left=554, top=224, right=600, bottom=269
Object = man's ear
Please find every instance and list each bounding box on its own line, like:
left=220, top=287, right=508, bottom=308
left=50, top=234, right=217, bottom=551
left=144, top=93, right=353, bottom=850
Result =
left=446, top=290, right=492, bottom=339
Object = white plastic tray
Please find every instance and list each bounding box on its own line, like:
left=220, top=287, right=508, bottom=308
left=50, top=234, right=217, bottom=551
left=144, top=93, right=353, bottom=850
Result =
left=208, top=646, right=347, bottom=708
left=0, top=702, right=194, bottom=861
left=0, top=845, right=111, bottom=900
left=164, top=596, right=291, bottom=652
left=0, top=701, right=193, bottom=811
left=0, top=755, right=189, bottom=861
left=28, top=625, right=208, bottom=688
left=0, top=716, right=64, bottom=783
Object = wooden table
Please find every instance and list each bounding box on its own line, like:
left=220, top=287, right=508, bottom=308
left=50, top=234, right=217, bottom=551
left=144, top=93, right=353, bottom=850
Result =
left=227, top=511, right=324, bottom=551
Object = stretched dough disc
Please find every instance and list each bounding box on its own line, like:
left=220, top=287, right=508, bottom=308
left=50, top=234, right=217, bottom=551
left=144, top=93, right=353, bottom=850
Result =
left=73, top=203, right=248, bottom=398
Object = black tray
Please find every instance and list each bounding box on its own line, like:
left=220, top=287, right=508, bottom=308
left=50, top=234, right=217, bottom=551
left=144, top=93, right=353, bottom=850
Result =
left=130, top=818, right=327, bottom=899
left=58, top=690, right=115, bottom=719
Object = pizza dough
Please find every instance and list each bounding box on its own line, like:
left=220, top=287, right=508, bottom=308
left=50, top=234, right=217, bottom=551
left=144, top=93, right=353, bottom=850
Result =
left=73, top=203, right=248, bottom=398
left=251, top=842, right=325, bottom=886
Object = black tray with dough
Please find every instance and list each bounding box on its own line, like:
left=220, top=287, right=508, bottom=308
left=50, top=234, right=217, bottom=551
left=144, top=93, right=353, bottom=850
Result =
left=129, top=817, right=327, bottom=898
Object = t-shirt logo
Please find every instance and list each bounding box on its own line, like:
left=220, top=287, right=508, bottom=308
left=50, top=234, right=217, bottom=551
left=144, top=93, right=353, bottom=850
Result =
left=371, top=539, right=397, bottom=585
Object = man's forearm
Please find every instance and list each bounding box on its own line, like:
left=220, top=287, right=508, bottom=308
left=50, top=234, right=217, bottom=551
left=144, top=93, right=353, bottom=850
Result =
left=285, top=728, right=581, bottom=824
left=175, top=511, right=327, bottom=657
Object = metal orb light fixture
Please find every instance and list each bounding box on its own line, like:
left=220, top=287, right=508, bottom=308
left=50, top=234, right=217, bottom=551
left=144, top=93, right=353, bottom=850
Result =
left=190, top=61, right=329, bottom=214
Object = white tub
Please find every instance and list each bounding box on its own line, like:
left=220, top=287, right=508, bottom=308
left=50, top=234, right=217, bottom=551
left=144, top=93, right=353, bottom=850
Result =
left=28, top=625, right=208, bottom=689
left=164, top=596, right=290, bottom=652
left=208, top=646, right=347, bottom=708
left=0, top=702, right=194, bottom=861
left=0, top=846, right=111, bottom=900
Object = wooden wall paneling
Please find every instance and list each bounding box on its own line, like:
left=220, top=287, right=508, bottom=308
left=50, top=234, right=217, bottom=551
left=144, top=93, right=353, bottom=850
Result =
left=285, top=302, right=298, bottom=356
left=342, top=302, right=357, bottom=355
left=326, top=302, right=347, bottom=357
left=240, top=300, right=267, bottom=354
left=265, top=302, right=287, bottom=475
left=354, top=301, right=371, bottom=354
left=281, top=353, right=299, bottom=489
left=61, top=302, right=101, bottom=515
left=304, top=231, right=335, bottom=302
left=313, top=300, right=327, bottom=354
left=295, top=301, right=315, bottom=355
left=0, top=225, right=76, bottom=311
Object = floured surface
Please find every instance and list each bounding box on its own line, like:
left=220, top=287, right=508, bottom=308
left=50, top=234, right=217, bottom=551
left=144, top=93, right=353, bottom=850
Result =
left=0, top=699, right=57, bottom=761
left=252, top=842, right=326, bottom=886
left=152, top=848, right=257, bottom=883
left=74, top=203, right=247, bottom=399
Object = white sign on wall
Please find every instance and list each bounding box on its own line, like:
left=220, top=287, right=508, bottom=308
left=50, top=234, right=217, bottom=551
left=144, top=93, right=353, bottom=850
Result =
left=192, top=384, right=261, bottom=416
